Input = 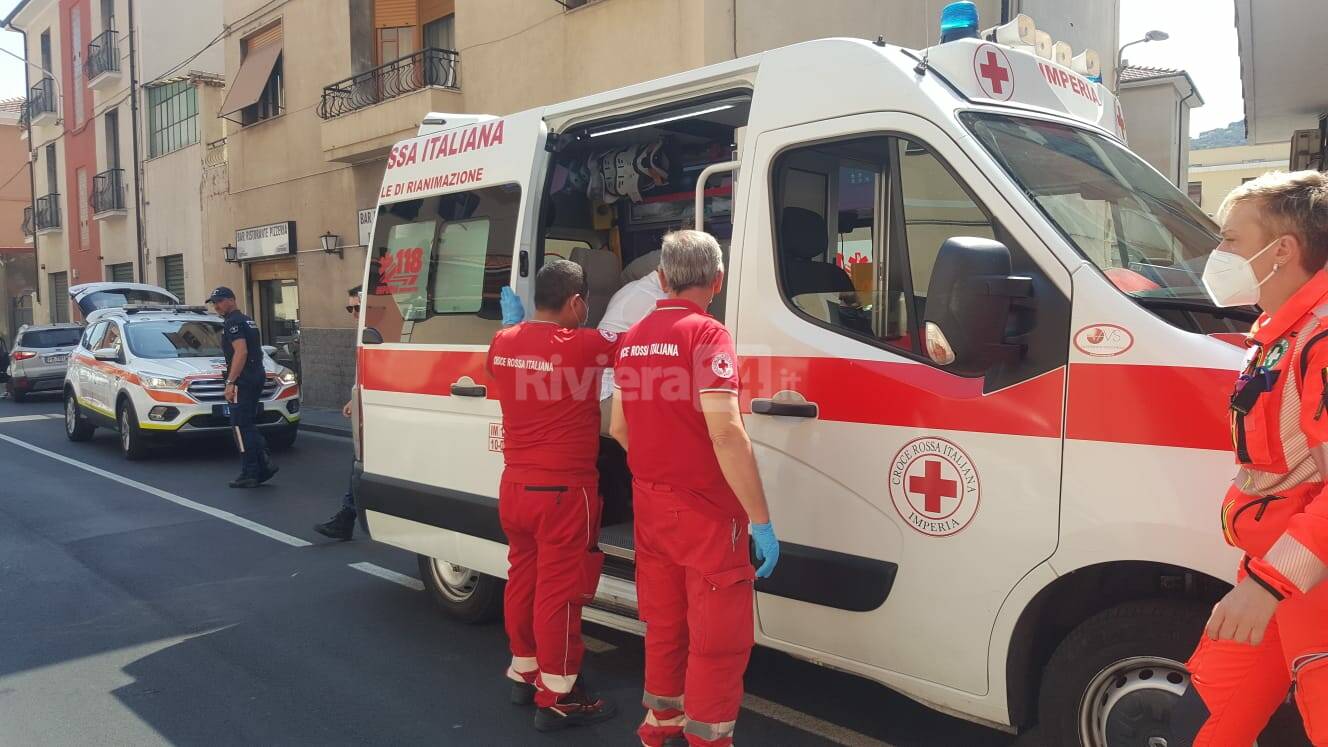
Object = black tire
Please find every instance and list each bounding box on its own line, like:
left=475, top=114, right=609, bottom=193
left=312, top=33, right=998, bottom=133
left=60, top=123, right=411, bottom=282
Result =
left=417, top=554, right=504, bottom=624
left=117, top=400, right=150, bottom=461
left=1037, top=599, right=1311, bottom=747
left=64, top=391, right=94, bottom=442
left=266, top=426, right=297, bottom=452
left=1039, top=599, right=1206, bottom=747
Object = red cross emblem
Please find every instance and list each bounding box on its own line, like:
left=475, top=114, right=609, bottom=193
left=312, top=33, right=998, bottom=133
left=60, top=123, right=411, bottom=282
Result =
left=908, top=459, right=958, bottom=514
left=973, top=44, right=1014, bottom=101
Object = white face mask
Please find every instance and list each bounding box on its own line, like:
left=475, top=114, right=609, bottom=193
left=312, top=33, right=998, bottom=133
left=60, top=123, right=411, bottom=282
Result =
left=1201, top=237, right=1281, bottom=307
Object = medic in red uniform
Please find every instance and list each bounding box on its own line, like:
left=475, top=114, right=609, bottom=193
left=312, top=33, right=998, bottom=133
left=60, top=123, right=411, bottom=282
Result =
left=486, top=260, right=619, bottom=732
left=609, top=230, right=780, bottom=747
left=1178, top=171, right=1328, bottom=746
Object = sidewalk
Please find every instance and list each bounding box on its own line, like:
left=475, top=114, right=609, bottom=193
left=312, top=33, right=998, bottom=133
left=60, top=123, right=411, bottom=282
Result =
left=299, top=407, right=352, bottom=438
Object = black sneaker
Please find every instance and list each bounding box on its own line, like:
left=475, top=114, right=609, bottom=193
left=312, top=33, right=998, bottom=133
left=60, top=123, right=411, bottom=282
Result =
left=510, top=679, right=536, bottom=706
left=533, top=684, right=616, bottom=731
left=314, top=508, right=356, bottom=541
left=257, top=464, right=279, bottom=484
left=229, top=477, right=261, bottom=489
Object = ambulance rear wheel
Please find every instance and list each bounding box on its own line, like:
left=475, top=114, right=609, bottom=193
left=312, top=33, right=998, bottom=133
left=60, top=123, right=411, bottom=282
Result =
left=1038, top=598, right=1207, bottom=747
left=418, top=555, right=503, bottom=624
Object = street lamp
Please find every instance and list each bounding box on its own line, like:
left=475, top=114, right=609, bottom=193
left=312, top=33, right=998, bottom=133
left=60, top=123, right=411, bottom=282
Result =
left=1114, top=29, right=1170, bottom=94
left=321, top=231, right=342, bottom=258
left=222, top=244, right=238, bottom=263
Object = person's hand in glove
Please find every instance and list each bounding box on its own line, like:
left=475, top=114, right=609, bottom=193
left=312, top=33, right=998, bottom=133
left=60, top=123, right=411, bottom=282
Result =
left=500, top=286, right=525, bottom=326
left=751, top=522, right=780, bottom=578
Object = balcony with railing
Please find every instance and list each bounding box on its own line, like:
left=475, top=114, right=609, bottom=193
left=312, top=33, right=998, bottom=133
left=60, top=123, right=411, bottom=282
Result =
left=21, top=206, right=33, bottom=242
left=87, top=29, right=122, bottom=88
left=92, top=168, right=126, bottom=217
left=34, top=194, right=60, bottom=233
left=27, top=77, right=57, bottom=127
left=317, top=48, right=463, bottom=164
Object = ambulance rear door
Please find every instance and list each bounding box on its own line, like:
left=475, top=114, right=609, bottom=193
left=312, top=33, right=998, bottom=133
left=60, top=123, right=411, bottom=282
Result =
left=734, top=111, right=1071, bottom=697
left=357, top=109, right=550, bottom=574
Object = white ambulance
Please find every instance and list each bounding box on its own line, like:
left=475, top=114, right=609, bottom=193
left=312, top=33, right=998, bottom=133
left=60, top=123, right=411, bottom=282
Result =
left=353, top=17, right=1261, bottom=747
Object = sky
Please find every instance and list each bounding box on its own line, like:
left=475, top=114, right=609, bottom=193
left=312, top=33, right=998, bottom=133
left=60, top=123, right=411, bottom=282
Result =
left=0, top=0, right=1244, bottom=138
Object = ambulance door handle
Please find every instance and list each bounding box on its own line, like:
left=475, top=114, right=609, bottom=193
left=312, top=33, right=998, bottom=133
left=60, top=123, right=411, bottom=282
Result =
left=450, top=377, right=487, bottom=398
left=751, top=397, right=818, bottom=419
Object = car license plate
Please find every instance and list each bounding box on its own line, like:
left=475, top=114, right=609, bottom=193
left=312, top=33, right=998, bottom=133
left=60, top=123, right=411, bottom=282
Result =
left=214, top=404, right=231, bottom=418
left=44, top=353, right=68, bottom=364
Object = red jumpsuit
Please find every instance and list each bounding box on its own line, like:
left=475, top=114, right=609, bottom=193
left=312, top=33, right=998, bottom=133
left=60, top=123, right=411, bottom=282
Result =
left=1188, top=271, right=1328, bottom=745
left=614, top=298, right=754, bottom=747
left=487, top=320, right=619, bottom=706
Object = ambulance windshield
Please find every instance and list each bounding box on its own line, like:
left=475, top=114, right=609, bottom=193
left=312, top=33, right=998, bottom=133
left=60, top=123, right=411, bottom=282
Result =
left=963, top=113, right=1220, bottom=301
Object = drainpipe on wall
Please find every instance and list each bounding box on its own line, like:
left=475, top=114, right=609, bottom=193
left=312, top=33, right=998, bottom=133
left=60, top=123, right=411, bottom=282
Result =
left=127, top=0, right=147, bottom=282
left=1177, top=86, right=1196, bottom=186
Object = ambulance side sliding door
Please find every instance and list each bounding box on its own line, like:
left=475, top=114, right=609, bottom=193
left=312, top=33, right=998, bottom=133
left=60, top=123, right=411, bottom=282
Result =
left=735, top=112, right=1068, bottom=695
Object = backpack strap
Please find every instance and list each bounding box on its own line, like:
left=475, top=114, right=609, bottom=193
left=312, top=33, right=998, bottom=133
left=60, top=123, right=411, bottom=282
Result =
left=1297, top=303, right=1328, bottom=388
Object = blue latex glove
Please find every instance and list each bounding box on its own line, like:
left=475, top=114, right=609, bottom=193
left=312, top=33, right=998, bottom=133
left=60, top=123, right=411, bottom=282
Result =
left=500, top=286, right=525, bottom=326
left=751, top=522, right=779, bottom=579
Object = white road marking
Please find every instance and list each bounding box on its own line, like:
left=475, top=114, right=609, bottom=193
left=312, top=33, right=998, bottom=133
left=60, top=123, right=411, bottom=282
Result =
left=349, top=561, right=425, bottom=590
left=741, top=693, right=896, bottom=747
left=0, top=414, right=62, bottom=424
left=0, top=434, right=313, bottom=548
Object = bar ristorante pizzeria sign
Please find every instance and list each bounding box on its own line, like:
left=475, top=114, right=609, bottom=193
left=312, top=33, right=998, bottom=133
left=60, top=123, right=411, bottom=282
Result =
left=235, top=221, right=296, bottom=261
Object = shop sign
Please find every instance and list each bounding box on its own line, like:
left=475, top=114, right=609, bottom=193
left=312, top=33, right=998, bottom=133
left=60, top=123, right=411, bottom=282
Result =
left=235, top=221, right=295, bottom=261
left=358, top=209, right=376, bottom=247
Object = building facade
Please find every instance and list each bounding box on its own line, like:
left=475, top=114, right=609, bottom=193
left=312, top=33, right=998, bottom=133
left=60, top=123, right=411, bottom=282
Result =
left=1186, top=140, right=1290, bottom=216
left=0, top=97, right=34, bottom=343
left=2, top=0, right=224, bottom=323
left=1235, top=0, right=1328, bottom=170
left=209, top=0, right=1118, bottom=408
left=1116, top=65, right=1203, bottom=187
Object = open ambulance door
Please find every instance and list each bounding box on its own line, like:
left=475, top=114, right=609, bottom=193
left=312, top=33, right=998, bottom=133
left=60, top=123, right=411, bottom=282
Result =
left=356, top=109, right=551, bottom=579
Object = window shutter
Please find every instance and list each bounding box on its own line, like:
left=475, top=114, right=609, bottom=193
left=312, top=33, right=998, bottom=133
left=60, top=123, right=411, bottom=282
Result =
left=375, top=0, right=419, bottom=28
left=244, top=21, right=282, bottom=53
left=162, top=255, right=185, bottom=302
left=421, top=0, right=454, bottom=23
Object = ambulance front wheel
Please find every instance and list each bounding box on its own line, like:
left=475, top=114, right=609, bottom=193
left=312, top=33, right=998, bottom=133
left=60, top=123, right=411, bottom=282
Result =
left=1038, top=598, right=1208, bottom=747
left=418, top=555, right=503, bottom=624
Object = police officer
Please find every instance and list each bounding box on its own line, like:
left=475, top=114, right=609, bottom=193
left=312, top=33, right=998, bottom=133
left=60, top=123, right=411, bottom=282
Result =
left=207, top=287, right=276, bottom=489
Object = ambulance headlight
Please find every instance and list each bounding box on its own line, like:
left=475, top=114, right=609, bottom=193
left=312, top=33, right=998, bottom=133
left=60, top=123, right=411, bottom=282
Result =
left=924, top=322, right=957, bottom=366
left=142, top=375, right=183, bottom=390
left=276, top=367, right=298, bottom=386
left=939, top=1, right=980, bottom=43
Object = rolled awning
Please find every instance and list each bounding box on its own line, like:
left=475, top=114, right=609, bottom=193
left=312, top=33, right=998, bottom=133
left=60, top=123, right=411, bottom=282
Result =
left=218, top=42, right=282, bottom=119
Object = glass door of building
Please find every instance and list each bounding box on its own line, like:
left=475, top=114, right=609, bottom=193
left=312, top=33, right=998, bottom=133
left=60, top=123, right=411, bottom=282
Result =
left=256, top=278, right=300, bottom=374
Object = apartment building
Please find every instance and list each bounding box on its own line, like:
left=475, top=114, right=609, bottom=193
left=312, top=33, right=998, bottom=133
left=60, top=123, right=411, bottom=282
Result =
left=209, top=0, right=1119, bottom=408
left=1187, top=140, right=1289, bottom=216
left=0, top=97, right=34, bottom=343
left=2, top=0, right=223, bottom=323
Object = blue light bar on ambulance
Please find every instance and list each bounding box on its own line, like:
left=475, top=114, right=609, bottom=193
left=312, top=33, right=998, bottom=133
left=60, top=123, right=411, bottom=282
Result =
left=939, top=2, right=980, bottom=43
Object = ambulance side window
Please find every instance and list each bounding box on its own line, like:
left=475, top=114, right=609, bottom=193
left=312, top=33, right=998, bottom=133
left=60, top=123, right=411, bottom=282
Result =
left=772, top=135, right=1002, bottom=361
left=365, top=184, right=521, bottom=345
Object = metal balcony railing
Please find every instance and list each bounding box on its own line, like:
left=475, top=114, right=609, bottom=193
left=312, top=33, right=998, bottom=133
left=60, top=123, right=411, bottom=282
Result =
left=21, top=206, right=33, bottom=237
left=204, top=137, right=227, bottom=167
left=34, top=193, right=60, bottom=231
left=317, top=48, right=460, bottom=120
left=18, top=106, right=28, bottom=130
left=87, top=29, right=120, bottom=80
left=27, top=77, right=56, bottom=120
left=92, top=169, right=125, bottom=214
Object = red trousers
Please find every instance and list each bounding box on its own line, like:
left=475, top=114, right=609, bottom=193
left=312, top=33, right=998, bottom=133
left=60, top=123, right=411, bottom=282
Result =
left=1188, top=565, right=1328, bottom=746
left=633, top=481, right=754, bottom=747
left=499, top=478, right=604, bottom=708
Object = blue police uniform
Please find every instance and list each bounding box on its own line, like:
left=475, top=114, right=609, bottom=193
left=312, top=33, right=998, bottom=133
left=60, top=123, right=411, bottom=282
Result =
left=221, top=306, right=271, bottom=481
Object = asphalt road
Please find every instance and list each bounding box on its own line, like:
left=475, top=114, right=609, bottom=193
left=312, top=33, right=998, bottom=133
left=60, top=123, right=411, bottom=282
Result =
left=0, top=392, right=1018, bottom=747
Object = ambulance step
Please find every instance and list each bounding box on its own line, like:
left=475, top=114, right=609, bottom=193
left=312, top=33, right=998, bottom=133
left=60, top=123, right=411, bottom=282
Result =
left=598, top=522, right=634, bottom=562
left=589, top=574, right=639, bottom=622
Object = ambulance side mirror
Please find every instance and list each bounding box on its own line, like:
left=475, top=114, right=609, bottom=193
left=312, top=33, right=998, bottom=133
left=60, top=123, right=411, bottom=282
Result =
left=923, top=237, right=1034, bottom=377
left=361, top=327, right=383, bottom=345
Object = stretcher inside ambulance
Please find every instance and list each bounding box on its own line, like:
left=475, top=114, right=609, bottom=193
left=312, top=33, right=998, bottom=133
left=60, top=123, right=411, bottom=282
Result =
left=353, top=23, right=1269, bottom=745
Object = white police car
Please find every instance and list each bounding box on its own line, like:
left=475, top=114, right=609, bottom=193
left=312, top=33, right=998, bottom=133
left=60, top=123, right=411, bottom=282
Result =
left=63, top=291, right=300, bottom=459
